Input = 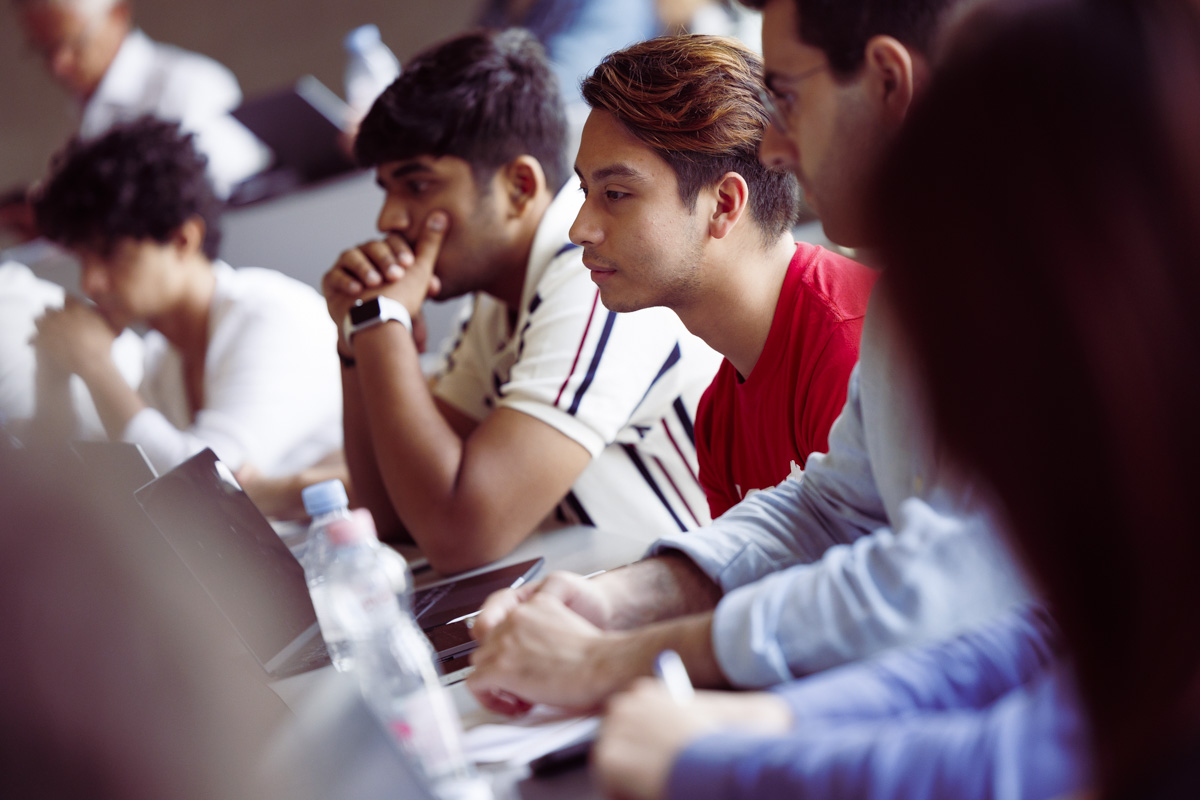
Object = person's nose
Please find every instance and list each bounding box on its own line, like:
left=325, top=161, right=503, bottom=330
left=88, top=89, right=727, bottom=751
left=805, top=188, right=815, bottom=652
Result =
left=569, top=200, right=602, bottom=248
left=376, top=194, right=410, bottom=235
left=758, top=121, right=798, bottom=173
left=79, top=260, right=107, bottom=299
left=48, top=47, right=75, bottom=81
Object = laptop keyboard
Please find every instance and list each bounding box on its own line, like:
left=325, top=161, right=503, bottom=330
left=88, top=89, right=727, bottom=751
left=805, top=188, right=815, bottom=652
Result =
left=410, top=582, right=453, bottom=621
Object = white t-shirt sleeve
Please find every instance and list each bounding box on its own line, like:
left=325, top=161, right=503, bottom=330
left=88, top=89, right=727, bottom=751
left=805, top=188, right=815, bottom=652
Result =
left=435, top=250, right=697, bottom=457
left=127, top=269, right=341, bottom=476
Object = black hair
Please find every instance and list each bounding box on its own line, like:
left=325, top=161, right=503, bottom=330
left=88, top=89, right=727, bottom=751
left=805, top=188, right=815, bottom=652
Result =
left=739, top=0, right=968, bottom=77
left=354, top=28, right=569, bottom=193
left=33, top=117, right=222, bottom=259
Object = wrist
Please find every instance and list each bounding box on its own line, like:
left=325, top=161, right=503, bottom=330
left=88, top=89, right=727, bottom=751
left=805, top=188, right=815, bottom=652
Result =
left=586, top=629, right=652, bottom=702
left=76, top=353, right=118, bottom=385
left=343, top=295, right=414, bottom=347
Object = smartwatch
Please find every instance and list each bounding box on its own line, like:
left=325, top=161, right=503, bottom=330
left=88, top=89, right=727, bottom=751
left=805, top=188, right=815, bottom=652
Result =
left=344, top=296, right=413, bottom=344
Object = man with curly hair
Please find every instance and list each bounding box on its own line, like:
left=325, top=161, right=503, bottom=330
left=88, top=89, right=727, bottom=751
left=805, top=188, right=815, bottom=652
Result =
left=31, top=117, right=342, bottom=517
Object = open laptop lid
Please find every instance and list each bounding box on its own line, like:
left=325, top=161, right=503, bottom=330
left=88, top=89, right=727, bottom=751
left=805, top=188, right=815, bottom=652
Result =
left=71, top=440, right=158, bottom=493
left=135, top=449, right=320, bottom=672
left=231, top=75, right=355, bottom=183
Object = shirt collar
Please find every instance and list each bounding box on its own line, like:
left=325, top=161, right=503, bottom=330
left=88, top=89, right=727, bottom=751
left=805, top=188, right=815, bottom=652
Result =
left=84, top=28, right=155, bottom=115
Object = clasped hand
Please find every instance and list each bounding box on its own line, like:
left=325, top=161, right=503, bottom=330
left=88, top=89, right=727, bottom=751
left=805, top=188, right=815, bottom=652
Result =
left=33, top=296, right=118, bottom=377
left=466, top=571, right=624, bottom=715
left=321, top=211, right=448, bottom=348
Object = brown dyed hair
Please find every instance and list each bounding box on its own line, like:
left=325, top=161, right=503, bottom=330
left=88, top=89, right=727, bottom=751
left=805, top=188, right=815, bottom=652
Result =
left=581, top=35, right=799, bottom=244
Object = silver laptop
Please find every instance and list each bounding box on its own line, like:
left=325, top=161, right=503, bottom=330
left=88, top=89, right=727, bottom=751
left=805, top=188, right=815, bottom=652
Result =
left=134, top=449, right=544, bottom=680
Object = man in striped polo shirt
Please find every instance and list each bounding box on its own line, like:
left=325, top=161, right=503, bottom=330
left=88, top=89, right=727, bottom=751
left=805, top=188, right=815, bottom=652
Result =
left=321, top=28, right=721, bottom=575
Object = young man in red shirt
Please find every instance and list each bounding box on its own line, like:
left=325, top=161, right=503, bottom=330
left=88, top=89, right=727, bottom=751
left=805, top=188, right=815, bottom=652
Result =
left=570, top=35, right=876, bottom=518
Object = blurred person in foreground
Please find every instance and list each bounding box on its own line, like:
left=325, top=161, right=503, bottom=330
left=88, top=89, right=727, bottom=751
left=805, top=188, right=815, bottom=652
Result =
left=466, top=0, right=1028, bottom=716
left=321, top=29, right=721, bottom=574
left=591, top=1, right=1200, bottom=798
left=0, top=445, right=285, bottom=799
left=30, top=118, right=344, bottom=518
left=12, top=0, right=268, bottom=199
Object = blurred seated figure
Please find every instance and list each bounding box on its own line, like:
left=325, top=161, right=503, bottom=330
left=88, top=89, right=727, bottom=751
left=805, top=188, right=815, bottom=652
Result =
left=13, top=0, right=269, bottom=199
left=30, top=117, right=343, bottom=519
left=477, top=0, right=661, bottom=160
left=657, top=0, right=761, bottom=51
left=0, top=259, right=142, bottom=437
left=478, top=0, right=660, bottom=104
left=0, top=445, right=286, bottom=800
left=591, top=0, right=1200, bottom=798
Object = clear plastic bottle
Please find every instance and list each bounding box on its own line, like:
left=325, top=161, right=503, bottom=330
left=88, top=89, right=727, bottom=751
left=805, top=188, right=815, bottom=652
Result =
left=300, top=478, right=355, bottom=670
left=343, top=24, right=401, bottom=118
left=325, top=509, right=491, bottom=800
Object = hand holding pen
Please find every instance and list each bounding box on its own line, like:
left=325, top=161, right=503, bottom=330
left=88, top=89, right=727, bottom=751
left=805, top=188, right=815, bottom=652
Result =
left=593, top=649, right=794, bottom=800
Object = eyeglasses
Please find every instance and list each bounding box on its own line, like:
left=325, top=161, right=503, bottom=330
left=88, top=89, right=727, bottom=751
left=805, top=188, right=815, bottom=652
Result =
left=757, top=64, right=829, bottom=135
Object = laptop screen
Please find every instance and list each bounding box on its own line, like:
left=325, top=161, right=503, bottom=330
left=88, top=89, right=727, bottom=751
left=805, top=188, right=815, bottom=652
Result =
left=135, top=449, right=318, bottom=667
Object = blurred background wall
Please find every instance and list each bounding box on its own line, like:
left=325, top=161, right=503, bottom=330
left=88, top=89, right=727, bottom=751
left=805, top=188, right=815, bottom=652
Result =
left=0, top=0, right=486, bottom=190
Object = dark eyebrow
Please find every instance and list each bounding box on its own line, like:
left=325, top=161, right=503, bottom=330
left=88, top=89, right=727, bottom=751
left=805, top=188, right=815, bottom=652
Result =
left=574, top=163, right=649, bottom=183
left=377, top=161, right=434, bottom=189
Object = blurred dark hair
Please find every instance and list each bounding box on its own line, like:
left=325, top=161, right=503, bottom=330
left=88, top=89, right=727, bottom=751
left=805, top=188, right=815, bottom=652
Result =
left=875, top=0, right=1200, bottom=794
left=33, top=117, right=222, bottom=259
left=354, top=28, right=569, bottom=193
left=582, top=35, right=799, bottom=245
left=737, top=0, right=970, bottom=77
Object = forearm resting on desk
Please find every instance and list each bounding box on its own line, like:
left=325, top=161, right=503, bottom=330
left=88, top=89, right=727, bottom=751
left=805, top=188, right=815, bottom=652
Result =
left=467, top=601, right=728, bottom=714
left=342, top=320, right=593, bottom=574
left=473, top=552, right=723, bottom=639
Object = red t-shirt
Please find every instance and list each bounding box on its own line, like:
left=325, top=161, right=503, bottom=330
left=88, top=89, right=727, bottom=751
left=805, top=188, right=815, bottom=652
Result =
left=695, top=242, right=876, bottom=518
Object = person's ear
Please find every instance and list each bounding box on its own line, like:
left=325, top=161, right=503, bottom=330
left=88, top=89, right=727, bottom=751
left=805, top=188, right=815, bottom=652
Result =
left=863, top=35, right=917, bottom=125
left=110, top=0, right=133, bottom=32
left=709, top=172, right=750, bottom=240
left=173, top=217, right=206, bottom=258
left=501, top=155, right=545, bottom=217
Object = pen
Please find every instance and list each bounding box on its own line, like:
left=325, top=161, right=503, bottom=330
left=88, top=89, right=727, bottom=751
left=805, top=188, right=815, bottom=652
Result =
left=460, top=568, right=608, bottom=628
left=653, top=649, right=694, bottom=704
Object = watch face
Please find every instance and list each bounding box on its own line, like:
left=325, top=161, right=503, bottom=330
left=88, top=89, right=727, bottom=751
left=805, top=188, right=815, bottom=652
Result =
left=349, top=297, right=382, bottom=326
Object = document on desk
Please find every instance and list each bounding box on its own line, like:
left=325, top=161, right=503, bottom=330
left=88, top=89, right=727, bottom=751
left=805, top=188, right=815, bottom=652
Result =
left=461, top=705, right=598, bottom=766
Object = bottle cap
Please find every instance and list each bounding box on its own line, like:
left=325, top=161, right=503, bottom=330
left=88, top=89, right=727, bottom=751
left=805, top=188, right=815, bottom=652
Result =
left=344, top=23, right=382, bottom=53
left=326, top=507, right=378, bottom=546
left=301, top=479, right=349, bottom=516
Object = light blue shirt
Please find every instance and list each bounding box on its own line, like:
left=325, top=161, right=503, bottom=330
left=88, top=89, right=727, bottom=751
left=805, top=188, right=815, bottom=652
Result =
left=477, top=0, right=659, bottom=102
left=652, top=288, right=1031, bottom=686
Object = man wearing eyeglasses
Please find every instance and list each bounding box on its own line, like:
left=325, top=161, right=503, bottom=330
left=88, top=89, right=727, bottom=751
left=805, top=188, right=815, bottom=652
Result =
left=468, top=0, right=1026, bottom=718
left=13, top=0, right=267, bottom=198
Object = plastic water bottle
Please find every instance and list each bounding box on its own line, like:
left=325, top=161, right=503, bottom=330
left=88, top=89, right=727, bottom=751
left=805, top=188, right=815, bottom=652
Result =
left=343, top=24, right=401, bottom=118
left=325, top=509, right=491, bottom=800
left=300, top=479, right=355, bottom=670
